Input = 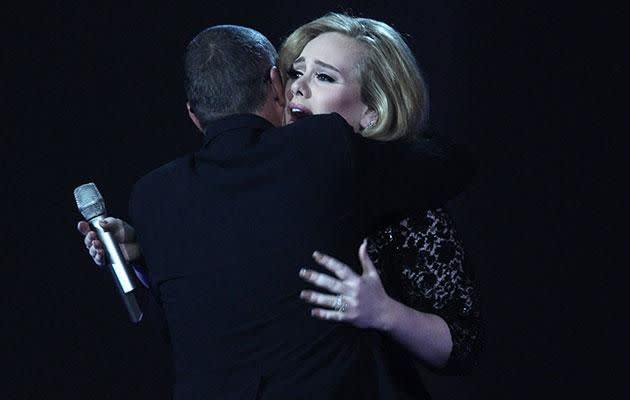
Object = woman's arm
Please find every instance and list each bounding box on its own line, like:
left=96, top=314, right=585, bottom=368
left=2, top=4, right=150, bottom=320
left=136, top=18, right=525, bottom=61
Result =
left=299, top=241, right=452, bottom=368
left=379, top=286, right=453, bottom=368
left=299, top=209, right=481, bottom=372
left=377, top=209, right=481, bottom=374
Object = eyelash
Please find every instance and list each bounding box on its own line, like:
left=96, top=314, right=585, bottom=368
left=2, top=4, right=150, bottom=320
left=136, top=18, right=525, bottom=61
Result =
left=316, top=73, right=335, bottom=83
left=287, top=67, right=335, bottom=83
left=287, top=68, right=302, bottom=79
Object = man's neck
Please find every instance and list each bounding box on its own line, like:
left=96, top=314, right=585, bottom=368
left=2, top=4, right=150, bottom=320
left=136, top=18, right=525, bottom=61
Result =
left=255, top=100, right=282, bottom=127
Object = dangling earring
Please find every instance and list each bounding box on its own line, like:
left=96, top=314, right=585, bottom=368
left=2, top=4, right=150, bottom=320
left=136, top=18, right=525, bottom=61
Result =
left=367, top=120, right=376, bottom=128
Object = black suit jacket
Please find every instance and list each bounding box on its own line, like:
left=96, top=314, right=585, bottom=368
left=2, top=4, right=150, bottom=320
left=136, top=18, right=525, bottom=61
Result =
left=129, top=113, right=473, bottom=399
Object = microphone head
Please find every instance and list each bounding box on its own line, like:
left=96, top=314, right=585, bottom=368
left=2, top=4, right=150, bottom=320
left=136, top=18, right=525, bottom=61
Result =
left=74, top=182, right=107, bottom=220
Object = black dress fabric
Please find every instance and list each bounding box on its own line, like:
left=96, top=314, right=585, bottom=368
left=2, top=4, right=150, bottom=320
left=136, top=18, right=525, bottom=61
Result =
left=368, top=208, right=482, bottom=376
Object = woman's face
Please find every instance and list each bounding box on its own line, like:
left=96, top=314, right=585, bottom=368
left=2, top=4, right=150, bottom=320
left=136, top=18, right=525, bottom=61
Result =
left=284, top=32, right=373, bottom=132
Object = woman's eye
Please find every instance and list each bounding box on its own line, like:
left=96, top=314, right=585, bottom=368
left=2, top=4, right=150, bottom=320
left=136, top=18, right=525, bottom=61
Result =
left=315, top=73, right=335, bottom=83
left=287, top=68, right=302, bottom=79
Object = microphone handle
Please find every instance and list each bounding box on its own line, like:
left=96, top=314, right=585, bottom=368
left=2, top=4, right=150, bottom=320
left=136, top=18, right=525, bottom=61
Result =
left=90, top=215, right=143, bottom=324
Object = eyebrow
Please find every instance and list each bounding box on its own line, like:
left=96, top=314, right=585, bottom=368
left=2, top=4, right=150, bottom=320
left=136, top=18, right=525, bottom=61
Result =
left=293, top=57, right=341, bottom=73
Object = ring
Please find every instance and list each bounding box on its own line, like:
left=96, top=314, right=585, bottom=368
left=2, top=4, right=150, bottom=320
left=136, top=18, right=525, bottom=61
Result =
left=332, top=295, right=348, bottom=313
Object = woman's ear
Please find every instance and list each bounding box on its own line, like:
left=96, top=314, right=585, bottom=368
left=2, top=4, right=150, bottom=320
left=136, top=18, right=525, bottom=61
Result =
left=360, top=108, right=379, bottom=131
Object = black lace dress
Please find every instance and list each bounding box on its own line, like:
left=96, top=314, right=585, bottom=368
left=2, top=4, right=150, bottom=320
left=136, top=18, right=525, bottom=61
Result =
left=367, top=208, right=481, bottom=381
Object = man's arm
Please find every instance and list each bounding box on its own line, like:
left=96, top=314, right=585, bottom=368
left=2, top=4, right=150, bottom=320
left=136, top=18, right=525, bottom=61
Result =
left=407, top=135, right=477, bottom=206
left=350, top=134, right=477, bottom=226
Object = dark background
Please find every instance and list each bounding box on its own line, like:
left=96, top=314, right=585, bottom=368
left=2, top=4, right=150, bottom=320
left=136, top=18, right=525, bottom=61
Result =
left=5, top=1, right=619, bottom=399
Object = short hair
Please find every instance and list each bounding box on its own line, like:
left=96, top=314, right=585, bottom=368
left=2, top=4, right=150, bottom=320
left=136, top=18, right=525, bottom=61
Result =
left=184, top=25, right=278, bottom=131
left=279, top=13, right=428, bottom=141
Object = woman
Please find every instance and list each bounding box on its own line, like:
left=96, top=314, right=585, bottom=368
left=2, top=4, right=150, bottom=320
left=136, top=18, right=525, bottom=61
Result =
left=80, top=12, right=480, bottom=397
left=278, top=12, right=481, bottom=381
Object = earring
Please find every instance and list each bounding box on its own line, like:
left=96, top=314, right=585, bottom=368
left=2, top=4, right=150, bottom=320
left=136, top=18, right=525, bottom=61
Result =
left=367, top=120, right=376, bottom=128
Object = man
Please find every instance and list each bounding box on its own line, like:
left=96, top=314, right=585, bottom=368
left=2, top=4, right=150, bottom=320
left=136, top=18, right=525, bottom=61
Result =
left=79, top=25, right=471, bottom=399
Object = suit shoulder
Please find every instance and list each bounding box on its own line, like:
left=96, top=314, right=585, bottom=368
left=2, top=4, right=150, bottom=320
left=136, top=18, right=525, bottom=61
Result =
left=132, top=154, right=192, bottom=198
left=283, top=113, right=354, bottom=142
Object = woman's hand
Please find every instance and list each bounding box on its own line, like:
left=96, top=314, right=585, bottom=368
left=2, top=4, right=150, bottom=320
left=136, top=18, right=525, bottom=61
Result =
left=299, top=240, right=394, bottom=331
left=77, top=217, right=141, bottom=267
left=300, top=238, right=454, bottom=368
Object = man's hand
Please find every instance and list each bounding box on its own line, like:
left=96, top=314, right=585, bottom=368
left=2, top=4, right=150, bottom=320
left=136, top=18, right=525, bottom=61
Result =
left=77, top=218, right=141, bottom=267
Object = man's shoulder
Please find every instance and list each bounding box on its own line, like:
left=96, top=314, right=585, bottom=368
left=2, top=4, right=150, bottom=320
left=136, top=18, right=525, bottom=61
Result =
left=131, top=154, right=193, bottom=199
left=280, top=113, right=353, bottom=142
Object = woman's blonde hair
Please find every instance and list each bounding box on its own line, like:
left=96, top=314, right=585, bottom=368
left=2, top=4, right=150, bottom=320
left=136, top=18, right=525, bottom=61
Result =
left=279, top=13, right=428, bottom=141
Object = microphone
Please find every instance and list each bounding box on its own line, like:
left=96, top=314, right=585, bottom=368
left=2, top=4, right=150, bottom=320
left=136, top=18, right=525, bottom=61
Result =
left=74, top=182, right=143, bottom=324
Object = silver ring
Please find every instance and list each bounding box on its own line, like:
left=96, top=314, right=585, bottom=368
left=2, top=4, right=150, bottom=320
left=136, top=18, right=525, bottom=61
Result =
left=333, top=295, right=348, bottom=313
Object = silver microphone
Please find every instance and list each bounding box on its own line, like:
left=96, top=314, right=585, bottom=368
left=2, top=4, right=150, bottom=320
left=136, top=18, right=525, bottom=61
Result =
left=74, top=182, right=143, bottom=324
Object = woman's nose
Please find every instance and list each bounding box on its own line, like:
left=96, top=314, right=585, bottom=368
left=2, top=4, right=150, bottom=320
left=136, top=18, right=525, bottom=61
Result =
left=290, top=76, right=309, bottom=97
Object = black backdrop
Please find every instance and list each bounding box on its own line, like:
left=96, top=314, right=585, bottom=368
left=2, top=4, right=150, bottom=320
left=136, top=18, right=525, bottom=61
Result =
left=5, top=1, right=619, bottom=399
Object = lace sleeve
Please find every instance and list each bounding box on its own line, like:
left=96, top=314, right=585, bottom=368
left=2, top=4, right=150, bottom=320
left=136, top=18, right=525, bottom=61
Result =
left=367, top=208, right=482, bottom=374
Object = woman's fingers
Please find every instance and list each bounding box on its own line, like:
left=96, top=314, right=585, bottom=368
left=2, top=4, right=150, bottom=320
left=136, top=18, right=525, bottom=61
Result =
left=88, top=246, right=105, bottom=266
left=300, top=290, right=345, bottom=308
left=83, top=230, right=93, bottom=248
left=84, top=233, right=104, bottom=254
left=100, top=218, right=123, bottom=241
left=77, top=221, right=91, bottom=236
left=312, top=251, right=357, bottom=280
left=81, top=227, right=106, bottom=267
left=299, top=242, right=389, bottom=330
left=94, top=251, right=105, bottom=266
left=299, top=268, right=347, bottom=294
left=358, top=239, right=378, bottom=275
left=310, top=309, right=345, bottom=321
